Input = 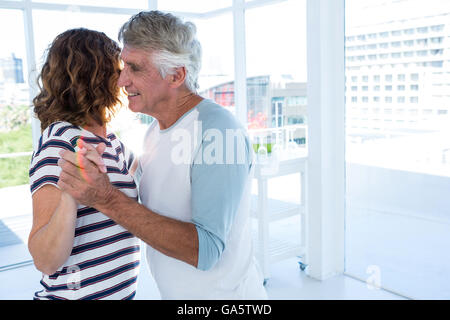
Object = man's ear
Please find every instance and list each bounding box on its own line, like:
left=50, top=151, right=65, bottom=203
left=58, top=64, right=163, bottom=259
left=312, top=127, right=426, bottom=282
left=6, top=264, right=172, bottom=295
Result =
left=168, top=66, right=187, bottom=89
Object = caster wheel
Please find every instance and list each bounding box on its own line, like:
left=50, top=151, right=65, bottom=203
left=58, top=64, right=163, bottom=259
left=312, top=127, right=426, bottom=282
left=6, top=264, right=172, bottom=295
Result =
left=298, top=262, right=307, bottom=271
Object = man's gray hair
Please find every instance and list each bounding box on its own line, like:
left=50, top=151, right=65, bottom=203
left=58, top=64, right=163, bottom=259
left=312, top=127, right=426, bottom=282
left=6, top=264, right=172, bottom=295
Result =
left=119, top=11, right=202, bottom=92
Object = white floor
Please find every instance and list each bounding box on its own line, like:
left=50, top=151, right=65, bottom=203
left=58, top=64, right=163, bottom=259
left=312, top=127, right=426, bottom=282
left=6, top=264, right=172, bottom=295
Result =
left=0, top=183, right=405, bottom=300
left=0, top=251, right=404, bottom=300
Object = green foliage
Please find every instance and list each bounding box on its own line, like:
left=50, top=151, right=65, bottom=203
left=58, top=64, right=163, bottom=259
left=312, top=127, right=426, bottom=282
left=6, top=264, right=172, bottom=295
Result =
left=0, top=124, right=33, bottom=153
left=0, top=104, right=31, bottom=131
left=0, top=156, right=31, bottom=188
left=0, top=124, right=33, bottom=188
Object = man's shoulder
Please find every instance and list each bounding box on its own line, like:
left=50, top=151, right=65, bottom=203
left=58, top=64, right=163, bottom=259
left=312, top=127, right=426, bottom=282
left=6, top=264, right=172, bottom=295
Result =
left=196, top=99, right=244, bottom=132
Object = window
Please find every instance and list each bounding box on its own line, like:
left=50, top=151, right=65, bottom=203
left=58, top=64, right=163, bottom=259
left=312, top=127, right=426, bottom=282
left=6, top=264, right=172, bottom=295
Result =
left=403, top=40, right=414, bottom=46
left=403, top=51, right=414, bottom=57
left=410, top=73, right=419, bottom=81
left=398, top=74, right=405, bottom=81
left=416, top=38, right=428, bottom=46
left=431, top=49, right=443, bottom=56
left=430, top=37, right=443, bottom=44
left=417, top=50, right=428, bottom=57
left=410, top=84, right=419, bottom=91
left=0, top=9, right=33, bottom=267
left=385, top=85, right=392, bottom=91
left=246, top=0, right=307, bottom=134
left=1, top=0, right=312, bottom=300
left=430, top=24, right=444, bottom=32
left=410, top=96, right=419, bottom=103
left=417, top=26, right=428, bottom=33
left=397, top=96, right=405, bottom=103
left=385, top=74, right=393, bottom=82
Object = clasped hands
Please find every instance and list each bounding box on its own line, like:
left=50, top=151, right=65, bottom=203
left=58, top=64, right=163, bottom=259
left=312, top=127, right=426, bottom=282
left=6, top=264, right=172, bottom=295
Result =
left=57, top=138, right=115, bottom=208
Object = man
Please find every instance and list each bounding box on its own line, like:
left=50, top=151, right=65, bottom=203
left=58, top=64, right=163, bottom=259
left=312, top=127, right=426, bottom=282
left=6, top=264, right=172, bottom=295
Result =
left=57, top=11, right=267, bottom=299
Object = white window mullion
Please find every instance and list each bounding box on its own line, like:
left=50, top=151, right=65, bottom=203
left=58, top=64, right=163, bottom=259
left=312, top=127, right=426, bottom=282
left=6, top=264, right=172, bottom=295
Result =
left=232, top=0, right=248, bottom=127
left=23, top=0, right=41, bottom=150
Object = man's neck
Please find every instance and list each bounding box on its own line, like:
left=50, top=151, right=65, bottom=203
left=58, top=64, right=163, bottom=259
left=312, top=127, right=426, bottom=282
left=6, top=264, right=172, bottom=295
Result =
left=157, top=92, right=203, bottom=130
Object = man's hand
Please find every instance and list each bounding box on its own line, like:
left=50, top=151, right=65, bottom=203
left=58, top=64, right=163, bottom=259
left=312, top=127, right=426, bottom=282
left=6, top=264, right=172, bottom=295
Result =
left=57, top=139, right=114, bottom=208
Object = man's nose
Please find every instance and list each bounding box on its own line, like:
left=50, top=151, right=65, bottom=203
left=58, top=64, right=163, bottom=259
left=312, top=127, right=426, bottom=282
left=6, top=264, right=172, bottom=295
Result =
left=117, top=69, right=130, bottom=88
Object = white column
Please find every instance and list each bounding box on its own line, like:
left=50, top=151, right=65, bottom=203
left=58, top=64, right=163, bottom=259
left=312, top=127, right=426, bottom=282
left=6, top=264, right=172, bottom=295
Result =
left=306, top=0, right=345, bottom=280
left=232, top=0, right=248, bottom=127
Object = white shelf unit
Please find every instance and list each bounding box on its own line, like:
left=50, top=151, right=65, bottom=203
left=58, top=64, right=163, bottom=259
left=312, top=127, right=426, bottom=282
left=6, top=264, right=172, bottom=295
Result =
left=251, top=153, right=308, bottom=280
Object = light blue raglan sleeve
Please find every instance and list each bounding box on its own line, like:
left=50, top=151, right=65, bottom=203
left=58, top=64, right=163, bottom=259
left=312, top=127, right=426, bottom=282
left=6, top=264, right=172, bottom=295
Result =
left=191, top=105, right=253, bottom=271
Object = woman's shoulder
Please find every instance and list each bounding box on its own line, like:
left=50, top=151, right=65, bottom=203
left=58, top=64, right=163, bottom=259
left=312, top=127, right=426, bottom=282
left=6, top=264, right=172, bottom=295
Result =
left=42, top=121, right=82, bottom=140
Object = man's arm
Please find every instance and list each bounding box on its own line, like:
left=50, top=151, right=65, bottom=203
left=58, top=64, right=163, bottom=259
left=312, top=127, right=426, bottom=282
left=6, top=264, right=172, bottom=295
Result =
left=57, top=145, right=199, bottom=268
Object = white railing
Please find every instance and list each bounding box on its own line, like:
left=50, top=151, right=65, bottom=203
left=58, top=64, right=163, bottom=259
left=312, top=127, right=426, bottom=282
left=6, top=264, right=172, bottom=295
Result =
left=248, top=124, right=308, bottom=154
left=0, top=151, right=32, bottom=159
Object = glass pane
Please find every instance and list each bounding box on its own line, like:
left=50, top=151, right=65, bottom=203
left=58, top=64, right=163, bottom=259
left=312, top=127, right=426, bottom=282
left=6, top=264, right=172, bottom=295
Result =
left=245, top=0, right=307, bottom=152
left=32, top=0, right=148, bottom=9
left=0, top=8, right=32, bottom=184
left=0, top=9, right=33, bottom=268
left=245, top=0, right=308, bottom=280
left=158, top=0, right=231, bottom=13
left=194, top=13, right=235, bottom=113
left=345, top=0, right=450, bottom=299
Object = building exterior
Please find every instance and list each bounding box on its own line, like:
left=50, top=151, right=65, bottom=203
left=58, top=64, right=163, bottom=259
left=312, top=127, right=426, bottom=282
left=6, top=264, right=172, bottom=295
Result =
left=345, top=13, right=450, bottom=141
left=0, top=53, right=28, bottom=106
left=0, top=53, right=24, bottom=84
left=200, top=75, right=307, bottom=145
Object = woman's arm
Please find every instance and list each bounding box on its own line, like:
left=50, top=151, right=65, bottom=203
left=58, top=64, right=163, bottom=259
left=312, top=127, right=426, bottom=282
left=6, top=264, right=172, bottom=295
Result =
left=28, top=185, right=77, bottom=275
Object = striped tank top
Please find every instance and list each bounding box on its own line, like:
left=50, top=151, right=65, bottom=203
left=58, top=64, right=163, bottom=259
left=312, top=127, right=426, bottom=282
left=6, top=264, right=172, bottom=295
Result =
left=29, top=121, right=140, bottom=300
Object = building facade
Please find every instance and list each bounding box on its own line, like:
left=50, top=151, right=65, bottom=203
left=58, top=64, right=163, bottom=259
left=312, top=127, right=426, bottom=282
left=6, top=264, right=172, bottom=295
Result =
left=345, top=13, right=450, bottom=141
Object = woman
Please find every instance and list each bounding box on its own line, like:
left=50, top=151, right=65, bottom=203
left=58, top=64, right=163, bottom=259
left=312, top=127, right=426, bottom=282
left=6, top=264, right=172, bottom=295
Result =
left=28, top=28, right=140, bottom=300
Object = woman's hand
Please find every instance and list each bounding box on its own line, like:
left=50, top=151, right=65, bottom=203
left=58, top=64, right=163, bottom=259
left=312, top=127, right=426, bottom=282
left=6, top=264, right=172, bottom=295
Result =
left=57, top=138, right=115, bottom=209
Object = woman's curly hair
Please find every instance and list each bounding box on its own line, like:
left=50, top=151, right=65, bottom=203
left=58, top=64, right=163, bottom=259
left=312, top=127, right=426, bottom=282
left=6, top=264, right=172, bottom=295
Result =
left=33, top=28, right=123, bottom=131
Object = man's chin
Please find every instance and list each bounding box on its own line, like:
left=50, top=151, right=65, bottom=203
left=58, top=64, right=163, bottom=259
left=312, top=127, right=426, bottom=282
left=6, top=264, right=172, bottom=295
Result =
left=127, top=103, right=141, bottom=113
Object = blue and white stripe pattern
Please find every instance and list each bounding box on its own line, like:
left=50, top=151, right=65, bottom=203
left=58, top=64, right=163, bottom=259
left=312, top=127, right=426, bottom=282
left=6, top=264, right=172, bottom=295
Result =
left=29, top=121, right=140, bottom=300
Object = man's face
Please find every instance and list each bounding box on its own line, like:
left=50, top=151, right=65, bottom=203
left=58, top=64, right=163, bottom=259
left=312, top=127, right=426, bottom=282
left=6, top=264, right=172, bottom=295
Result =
left=118, top=45, right=169, bottom=115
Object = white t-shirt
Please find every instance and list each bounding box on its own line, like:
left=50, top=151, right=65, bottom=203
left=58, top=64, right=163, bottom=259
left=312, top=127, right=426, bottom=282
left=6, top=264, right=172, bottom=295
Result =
left=138, top=99, right=267, bottom=299
left=29, top=121, right=141, bottom=300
